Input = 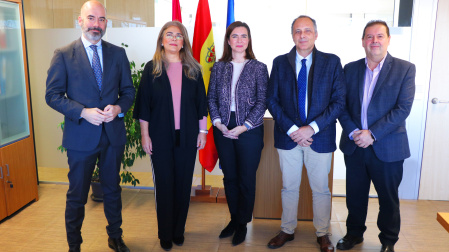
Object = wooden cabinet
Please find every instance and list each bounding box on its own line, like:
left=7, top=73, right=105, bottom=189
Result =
left=0, top=0, right=39, bottom=221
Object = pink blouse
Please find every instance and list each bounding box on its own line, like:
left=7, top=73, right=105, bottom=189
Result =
left=141, top=62, right=207, bottom=131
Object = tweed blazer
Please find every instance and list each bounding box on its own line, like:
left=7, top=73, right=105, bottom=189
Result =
left=267, top=47, right=346, bottom=152
left=208, top=59, right=269, bottom=129
left=339, top=53, right=416, bottom=162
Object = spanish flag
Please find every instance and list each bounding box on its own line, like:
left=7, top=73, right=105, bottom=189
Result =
left=193, top=0, right=218, bottom=172
left=172, top=0, right=182, bottom=22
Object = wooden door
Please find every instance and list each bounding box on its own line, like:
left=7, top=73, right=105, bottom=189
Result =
left=0, top=162, right=7, bottom=220
left=418, top=0, right=449, bottom=200
left=1, top=137, right=38, bottom=215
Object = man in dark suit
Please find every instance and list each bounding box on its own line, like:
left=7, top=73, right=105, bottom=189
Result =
left=45, top=1, right=135, bottom=251
left=336, top=20, right=415, bottom=252
left=266, top=15, right=345, bottom=252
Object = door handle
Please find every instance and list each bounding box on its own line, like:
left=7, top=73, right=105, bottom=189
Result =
left=431, top=98, right=449, bottom=104
left=0, top=166, right=3, bottom=179
left=6, top=164, right=10, bottom=176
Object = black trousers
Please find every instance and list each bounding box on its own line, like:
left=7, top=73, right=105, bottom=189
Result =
left=344, top=146, right=404, bottom=245
left=151, top=130, right=197, bottom=241
left=66, top=126, right=124, bottom=246
left=213, top=113, right=264, bottom=224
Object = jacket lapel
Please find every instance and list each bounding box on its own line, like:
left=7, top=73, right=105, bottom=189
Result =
left=371, top=53, right=392, bottom=100
left=287, top=47, right=298, bottom=116
left=101, top=40, right=112, bottom=95
left=358, top=59, right=365, bottom=105
left=74, top=38, right=100, bottom=93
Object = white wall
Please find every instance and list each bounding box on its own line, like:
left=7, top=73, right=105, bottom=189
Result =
left=26, top=0, right=437, bottom=197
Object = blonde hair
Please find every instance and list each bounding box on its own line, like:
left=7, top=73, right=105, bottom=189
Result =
left=153, top=21, right=202, bottom=80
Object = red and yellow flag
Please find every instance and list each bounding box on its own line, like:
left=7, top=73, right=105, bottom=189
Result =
left=193, top=0, right=218, bottom=172
left=172, top=0, right=182, bottom=22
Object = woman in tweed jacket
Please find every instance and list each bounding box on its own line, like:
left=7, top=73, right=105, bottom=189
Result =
left=207, top=21, right=269, bottom=246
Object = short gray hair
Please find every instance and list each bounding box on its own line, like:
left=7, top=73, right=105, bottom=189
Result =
left=291, top=15, right=317, bottom=34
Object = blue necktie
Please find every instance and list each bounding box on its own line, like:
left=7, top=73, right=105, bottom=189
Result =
left=90, top=45, right=102, bottom=91
left=297, top=58, right=307, bottom=123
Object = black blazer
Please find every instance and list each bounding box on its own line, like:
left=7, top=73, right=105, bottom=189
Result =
left=133, top=61, right=208, bottom=149
left=46, top=38, right=135, bottom=151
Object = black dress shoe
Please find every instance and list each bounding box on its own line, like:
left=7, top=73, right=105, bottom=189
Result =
left=219, top=219, right=237, bottom=238
left=380, top=244, right=395, bottom=252
left=108, top=237, right=130, bottom=252
left=173, top=235, right=184, bottom=246
left=160, top=239, right=173, bottom=251
left=336, top=234, right=364, bottom=250
left=232, top=224, right=247, bottom=246
left=68, top=245, right=80, bottom=252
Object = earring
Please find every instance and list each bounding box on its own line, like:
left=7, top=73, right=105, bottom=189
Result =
left=161, top=44, right=164, bottom=46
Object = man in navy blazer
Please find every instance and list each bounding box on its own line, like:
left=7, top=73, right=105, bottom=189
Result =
left=337, top=21, right=415, bottom=252
left=267, top=16, right=345, bottom=252
left=45, top=1, right=134, bottom=252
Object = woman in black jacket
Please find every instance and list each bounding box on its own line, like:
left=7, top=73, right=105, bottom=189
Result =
left=134, top=21, right=207, bottom=251
left=207, top=21, right=269, bottom=246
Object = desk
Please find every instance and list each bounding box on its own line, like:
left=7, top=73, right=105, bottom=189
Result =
left=253, top=119, right=333, bottom=220
left=437, top=212, right=449, bottom=233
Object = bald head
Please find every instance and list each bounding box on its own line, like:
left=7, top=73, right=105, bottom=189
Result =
left=78, top=0, right=107, bottom=44
left=80, top=0, right=106, bottom=16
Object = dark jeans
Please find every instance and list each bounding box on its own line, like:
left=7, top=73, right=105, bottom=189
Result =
left=151, top=130, right=197, bottom=241
left=344, top=146, right=404, bottom=245
left=66, top=126, right=124, bottom=246
left=213, top=112, right=264, bottom=224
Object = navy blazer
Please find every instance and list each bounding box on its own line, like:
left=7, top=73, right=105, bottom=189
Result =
left=267, top=47, right=346, bottom=152
left=46, top=38, right=135, bottom=151
left=339, top=53, right=416, bottom=162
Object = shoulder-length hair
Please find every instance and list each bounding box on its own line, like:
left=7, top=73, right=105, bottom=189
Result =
left=219, top=21, right=256, bottom=62
left=152, top=21, right=202, bottom=80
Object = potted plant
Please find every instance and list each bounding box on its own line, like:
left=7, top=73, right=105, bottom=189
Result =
left=58, top=46, right=146, bottom=201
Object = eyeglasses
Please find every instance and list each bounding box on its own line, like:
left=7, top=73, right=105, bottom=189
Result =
left=165, top=32, right=183, bottom=40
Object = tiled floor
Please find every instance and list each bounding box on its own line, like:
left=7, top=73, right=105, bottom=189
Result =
left=0, top=183, right=448, bottom=251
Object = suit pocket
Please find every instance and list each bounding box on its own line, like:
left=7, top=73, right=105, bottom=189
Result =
left=248, top=98, right=255, bottom=106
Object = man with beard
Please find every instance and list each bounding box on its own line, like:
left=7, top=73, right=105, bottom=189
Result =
left=45, top=1, right=135, bottom=251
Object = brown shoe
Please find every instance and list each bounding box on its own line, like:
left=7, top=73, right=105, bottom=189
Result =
left=317, top=235, right=334, bottom=252
left=267, top=231, right=294, bottom=249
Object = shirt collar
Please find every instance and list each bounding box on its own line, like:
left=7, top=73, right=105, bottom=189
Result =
left=296, top=50, right=313, bottom=64
left=81, top=35, right=102, bottom=49
left=364, top=55, right=386, bottom=72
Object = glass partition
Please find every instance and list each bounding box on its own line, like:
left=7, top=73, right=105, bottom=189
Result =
left=0, top=1, right=30, bottom=147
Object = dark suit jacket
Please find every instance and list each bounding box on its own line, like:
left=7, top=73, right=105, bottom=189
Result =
left=267, top=47, right=346, bottom=152
left=46, top=38, right=135, bottom=151
left=339, top=53, right=416, bottom=162
left=133, top=61, right=208, bottom=150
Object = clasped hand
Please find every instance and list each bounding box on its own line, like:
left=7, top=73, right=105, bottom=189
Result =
left=81, top=105, right=121, bottom=126
left=216, top=122, right=247, bottom=139
left=290, top=125, right=314, bottom=147
left=353, top=129, right=374, bottom=148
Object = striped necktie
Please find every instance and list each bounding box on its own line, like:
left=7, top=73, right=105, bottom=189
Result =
left=90, top=45, right=102, bottom=90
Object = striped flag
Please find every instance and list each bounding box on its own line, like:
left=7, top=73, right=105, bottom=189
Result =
left=227, top=0, right=235, bottom=28
left=172, top=0, right=182, bottom=22
left=193, top=0, right=218, bottom=172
